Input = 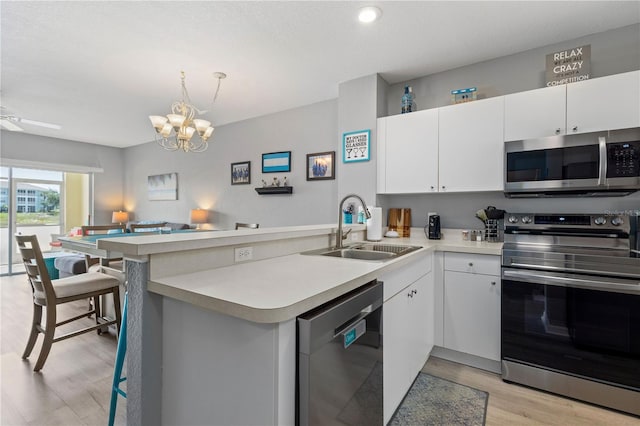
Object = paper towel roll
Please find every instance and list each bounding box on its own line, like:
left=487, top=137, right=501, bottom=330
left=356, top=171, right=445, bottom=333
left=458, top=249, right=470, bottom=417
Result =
left=366, top=206, right=382, bottom=241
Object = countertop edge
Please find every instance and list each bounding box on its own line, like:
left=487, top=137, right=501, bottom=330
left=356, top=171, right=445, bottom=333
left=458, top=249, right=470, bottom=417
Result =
left=148, top=246, right=438, bottom=323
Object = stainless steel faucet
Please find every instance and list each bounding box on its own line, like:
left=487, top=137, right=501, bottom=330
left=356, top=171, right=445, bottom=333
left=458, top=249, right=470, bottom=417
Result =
left=335, top=194, right=371, bottom=249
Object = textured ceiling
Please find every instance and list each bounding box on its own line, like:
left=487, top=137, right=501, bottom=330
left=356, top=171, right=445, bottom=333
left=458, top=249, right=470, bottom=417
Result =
left=1, top=1, right=639, bottom=148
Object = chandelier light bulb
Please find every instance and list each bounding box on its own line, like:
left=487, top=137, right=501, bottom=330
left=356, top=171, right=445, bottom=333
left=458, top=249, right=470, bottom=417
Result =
left=193, top=119, right=211, bottom=134
left=149, top=115, right=168, bottom=131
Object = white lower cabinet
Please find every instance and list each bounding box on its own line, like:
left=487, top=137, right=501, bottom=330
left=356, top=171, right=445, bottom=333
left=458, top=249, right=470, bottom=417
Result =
left=443, top=253, right=501, bottom=362
left=382, top=260, right=433, bottom=424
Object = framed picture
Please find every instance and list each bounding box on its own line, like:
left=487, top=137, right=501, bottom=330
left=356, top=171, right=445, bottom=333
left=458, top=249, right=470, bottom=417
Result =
left=306, top=151, right=335, bottom=181
left=343, top=129, right=370, bottom=163
left=148, top=172, right=178, bottom=201
left=262, top=151, right=291, bottom=173
left=231, top=161, right=251, bottom=185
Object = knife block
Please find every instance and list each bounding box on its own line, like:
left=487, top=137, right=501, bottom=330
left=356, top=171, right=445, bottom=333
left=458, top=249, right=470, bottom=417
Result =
left=387, top=208, right=412, bottom=237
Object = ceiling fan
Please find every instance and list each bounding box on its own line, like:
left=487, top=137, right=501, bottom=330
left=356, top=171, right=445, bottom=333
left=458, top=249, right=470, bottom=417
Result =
left=0, top=108, right=62, bottom=132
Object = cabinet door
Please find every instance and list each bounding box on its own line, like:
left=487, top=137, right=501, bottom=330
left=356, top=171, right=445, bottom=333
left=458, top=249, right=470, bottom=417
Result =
left=383, top=273, right=432, bottom=424
left=439, top=97, right=505, bottom=192
left=443, top=271, right=501, bottom=361
left=504, top=85, right=567, bottom=141
left=377, top=109, right=439, bottom=194
left=383, top=285, right=414, bottom=424
left=566, top=70, right=640, bottom=134
left=414, top=271, right=434, bottom=359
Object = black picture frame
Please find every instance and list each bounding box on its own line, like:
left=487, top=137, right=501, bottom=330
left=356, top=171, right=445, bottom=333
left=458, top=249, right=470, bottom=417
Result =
left=262, top=151, right=291, bottom=173
left=231, top=161, right=251, bottom=185
left=306, top=151, right=335, bottom=181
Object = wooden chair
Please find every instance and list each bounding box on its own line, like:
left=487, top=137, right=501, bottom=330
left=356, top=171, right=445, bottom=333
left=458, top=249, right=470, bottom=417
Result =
left=130, top=222, right=167, bottom=233
left=235, top=223, right=259, bottom=230
left=16, top=234, right=122, bottom=372
left=81, top=224, right=127, bottom=271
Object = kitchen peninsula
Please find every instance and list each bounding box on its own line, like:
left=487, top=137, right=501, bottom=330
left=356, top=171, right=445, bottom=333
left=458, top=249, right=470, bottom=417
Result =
left=99, top=224, right=500, bottom=425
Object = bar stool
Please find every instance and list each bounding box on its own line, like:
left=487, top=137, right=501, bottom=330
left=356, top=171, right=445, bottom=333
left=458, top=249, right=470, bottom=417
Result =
left=108, top=292, right=127, bottom=426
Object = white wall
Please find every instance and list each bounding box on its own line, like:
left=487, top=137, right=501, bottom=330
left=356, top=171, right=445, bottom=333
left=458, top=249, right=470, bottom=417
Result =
left=123, top=100, right=338, bottom=229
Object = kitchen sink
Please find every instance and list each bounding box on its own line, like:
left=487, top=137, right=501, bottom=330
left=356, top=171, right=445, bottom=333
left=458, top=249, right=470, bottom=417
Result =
left=302, top=243, right=422, bottom=261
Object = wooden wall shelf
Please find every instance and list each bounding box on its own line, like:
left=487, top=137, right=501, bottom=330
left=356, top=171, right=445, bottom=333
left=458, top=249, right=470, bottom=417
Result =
left=255, top=186, right=293, bottom=195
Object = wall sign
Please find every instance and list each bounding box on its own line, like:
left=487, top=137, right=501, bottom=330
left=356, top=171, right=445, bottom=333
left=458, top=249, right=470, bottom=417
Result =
left=262, top=151, right=291, bottom=173
left=148, top=172, right=178, bottom=201
left=545, top=44, right=591, bottom=87
left=343, top=130, right=370, bottom=163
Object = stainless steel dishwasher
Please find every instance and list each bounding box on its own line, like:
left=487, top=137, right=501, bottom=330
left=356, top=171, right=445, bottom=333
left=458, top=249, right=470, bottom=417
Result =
left=297, top=280, right=383, bottom=426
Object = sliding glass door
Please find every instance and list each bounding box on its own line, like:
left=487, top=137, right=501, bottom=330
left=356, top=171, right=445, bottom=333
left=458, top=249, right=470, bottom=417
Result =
left=0, top=167, right=91, bottom=275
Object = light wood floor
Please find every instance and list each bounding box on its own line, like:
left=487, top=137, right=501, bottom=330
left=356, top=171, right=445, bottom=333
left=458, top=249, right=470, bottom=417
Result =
left=1, top=273, right=638, bottom=425
left=423, top=355, right=640, bottom=425
left=1, top=273, right=126, bottom=426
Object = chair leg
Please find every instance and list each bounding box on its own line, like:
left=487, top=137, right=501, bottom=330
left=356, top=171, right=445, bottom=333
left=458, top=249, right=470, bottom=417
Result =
left=109, top=293, right=127, bottom=426
left=22, top=304, right=43, bottom=359
left=94, top=295, right=102, bottom=335
left=112, top=287, right=122, bottom=337
left=33, top=305, right=56, bottom=372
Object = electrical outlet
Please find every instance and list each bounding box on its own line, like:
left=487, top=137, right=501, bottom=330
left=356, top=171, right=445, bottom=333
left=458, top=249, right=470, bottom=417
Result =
left=350, top=232, right=359, bottom=241
left=234, top=246, right=253, bottom=262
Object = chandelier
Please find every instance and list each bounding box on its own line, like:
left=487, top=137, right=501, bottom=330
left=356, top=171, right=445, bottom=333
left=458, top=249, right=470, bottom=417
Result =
left=149, top=71, right=226, bottom=153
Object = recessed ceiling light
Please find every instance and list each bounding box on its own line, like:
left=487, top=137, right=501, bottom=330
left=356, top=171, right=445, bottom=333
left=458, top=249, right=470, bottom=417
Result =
left=358, top=6, right=382, bottom=23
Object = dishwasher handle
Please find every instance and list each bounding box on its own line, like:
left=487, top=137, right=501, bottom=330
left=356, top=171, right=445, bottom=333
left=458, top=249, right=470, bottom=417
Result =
left=298, top=280, right=383, bottom=355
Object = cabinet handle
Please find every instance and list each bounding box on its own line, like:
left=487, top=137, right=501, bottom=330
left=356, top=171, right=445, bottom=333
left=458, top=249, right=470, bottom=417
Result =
left=468, top=262, right=473, bottom=267
left=572, top=126, right=578, bottom=132
left=407, top=292, right=413, bottom=298
left=441, top=185, right=446, bottom=190
left=430, top=186, right=435, bottom=190
left=491, top=281, right=496, bottom=286
left=555, top=128, right=561, bottom=134
left=412, top=289, right=417, bottom=295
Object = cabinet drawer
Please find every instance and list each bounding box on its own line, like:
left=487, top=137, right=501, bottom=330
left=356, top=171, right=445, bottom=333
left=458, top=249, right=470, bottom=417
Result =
left=380, top=252, right=432, bottom=301
left=444, top=252, right=500, bottom=275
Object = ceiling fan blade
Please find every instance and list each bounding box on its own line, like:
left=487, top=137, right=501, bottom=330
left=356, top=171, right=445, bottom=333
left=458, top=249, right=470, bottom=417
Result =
left=0, top=118, right=24, bottom=132
left=17, top=117, right=62, bottom=130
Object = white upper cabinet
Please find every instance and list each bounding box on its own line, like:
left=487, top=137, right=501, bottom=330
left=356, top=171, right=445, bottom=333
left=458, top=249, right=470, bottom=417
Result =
left=504, top=71, right=640, bottom=141
left=438, top=97, right=505, bottom=192
left=566, top=70, right=640, bottom=134
left=504, top=85, right=567, bottom=141
left=377, top=109, right=439, bottom=193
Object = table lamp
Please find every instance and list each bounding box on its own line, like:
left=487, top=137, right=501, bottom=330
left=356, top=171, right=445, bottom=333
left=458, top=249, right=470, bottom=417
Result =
left=112, top=211, right=129, bottom=225
left=190, top=208, right=208, bottom=229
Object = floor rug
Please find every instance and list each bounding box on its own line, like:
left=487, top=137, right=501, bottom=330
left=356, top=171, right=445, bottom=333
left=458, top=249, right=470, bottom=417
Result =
left=389, top=372, right=488, bottom=426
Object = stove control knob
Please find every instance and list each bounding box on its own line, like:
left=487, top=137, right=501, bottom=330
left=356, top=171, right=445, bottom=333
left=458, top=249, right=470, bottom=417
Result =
left=521, top=216, right=532, bottom=224
left=611, top=217, right=624, bottom=226
left=594, top=216, right=606, bottom=225
left=508, top=215, right=519, bottom=224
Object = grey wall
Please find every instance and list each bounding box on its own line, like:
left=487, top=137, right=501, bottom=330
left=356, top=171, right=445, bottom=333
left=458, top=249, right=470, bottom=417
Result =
left=0, top=131, right=125, bottom=224
left=379, top=23, right=640, bottom=230
left=123, top=99, right=338, bottom=229
left=379, top=192, right=640, bottom=230
left=385, top=23, right=640, bottom=115
left=337, top=75, right=386, bottom=210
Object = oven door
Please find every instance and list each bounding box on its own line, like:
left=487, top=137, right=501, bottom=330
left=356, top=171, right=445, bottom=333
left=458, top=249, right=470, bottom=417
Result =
left=501, top=268, right=640, bottom=390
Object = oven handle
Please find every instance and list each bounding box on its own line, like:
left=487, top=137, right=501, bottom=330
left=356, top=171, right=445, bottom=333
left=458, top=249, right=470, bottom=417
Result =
left=502, top=268, right=640, bottom=295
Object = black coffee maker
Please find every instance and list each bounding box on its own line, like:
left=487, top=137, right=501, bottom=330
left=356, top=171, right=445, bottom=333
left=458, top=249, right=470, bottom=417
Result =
left=427, top=213, right=441, bottom=240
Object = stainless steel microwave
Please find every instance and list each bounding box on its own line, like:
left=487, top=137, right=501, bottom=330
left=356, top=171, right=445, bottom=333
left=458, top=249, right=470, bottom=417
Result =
left=504, top=127, right=640, bottom=197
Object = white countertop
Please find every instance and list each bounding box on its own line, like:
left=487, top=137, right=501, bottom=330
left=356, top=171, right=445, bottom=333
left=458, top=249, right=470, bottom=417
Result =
left=145, top=226, right=502, bottom=323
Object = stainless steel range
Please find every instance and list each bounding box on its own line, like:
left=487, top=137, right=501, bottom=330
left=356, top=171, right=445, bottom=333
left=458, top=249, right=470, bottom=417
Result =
left=501, top=212, right=640, bottom=416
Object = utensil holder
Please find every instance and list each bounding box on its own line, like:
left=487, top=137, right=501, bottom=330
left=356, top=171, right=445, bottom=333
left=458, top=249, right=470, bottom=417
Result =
left=485, top=219, right=499, bottom=242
